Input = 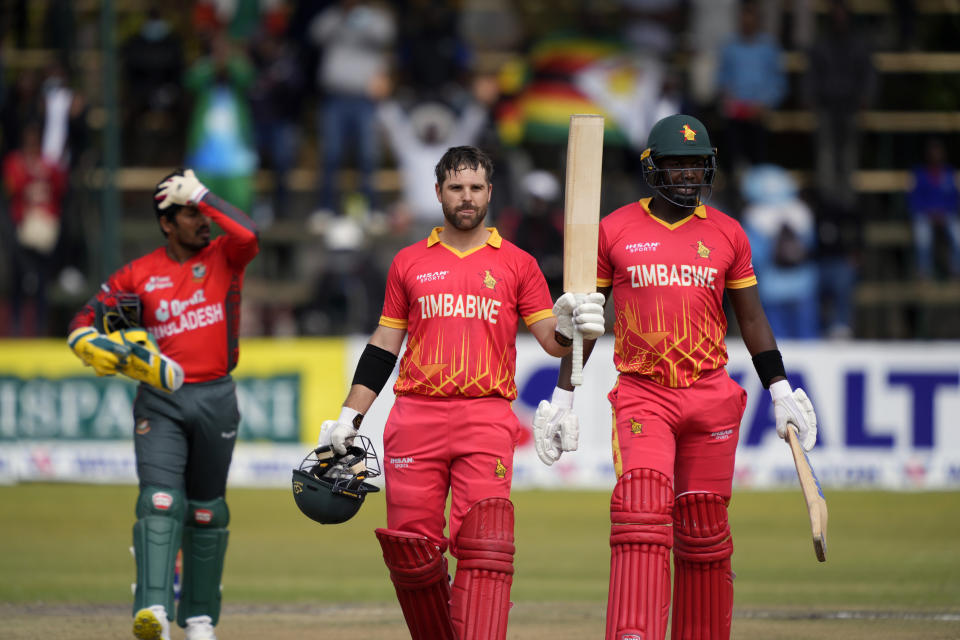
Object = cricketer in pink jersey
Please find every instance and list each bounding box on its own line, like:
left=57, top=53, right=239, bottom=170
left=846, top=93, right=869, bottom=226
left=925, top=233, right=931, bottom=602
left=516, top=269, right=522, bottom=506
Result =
left=540, top=115, right=819, bottom=640
left=316, top=146, right=605, bottom=640
left=67, top=169, right=258, bottom=640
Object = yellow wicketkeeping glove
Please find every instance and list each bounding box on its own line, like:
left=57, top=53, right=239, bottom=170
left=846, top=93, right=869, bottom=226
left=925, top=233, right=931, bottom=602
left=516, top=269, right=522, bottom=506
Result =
left=110, top=329, right=185, bottom=393
left=67, top=327, right=131, bottom=376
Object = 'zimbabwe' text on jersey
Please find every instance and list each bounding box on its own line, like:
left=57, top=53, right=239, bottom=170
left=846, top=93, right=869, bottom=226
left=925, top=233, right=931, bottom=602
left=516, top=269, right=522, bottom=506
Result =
left=597, top=198, right=757, bottom=388
left=380, top=228, right=553, bottom=400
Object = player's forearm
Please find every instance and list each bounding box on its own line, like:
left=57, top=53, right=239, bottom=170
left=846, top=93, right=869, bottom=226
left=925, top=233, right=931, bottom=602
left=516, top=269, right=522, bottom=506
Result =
left=198, top=193, right=259, bottom=240
left=556, top=337, right=599, bottom=391
left=342, top=384, right=379, bottom=416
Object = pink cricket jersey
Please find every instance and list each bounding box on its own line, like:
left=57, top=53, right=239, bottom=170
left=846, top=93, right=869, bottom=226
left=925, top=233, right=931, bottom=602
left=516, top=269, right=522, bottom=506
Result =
left=597, top=198, right=757, bottom=388
left=380, top=227, right=554, bottom=400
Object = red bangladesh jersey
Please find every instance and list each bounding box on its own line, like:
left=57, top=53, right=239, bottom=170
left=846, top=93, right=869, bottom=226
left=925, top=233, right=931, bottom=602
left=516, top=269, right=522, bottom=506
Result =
left=69, top=194, right=259, bottom=383
left=381, top=227, right=554, bottom=400
left=597, top=198, right=757, bottom=388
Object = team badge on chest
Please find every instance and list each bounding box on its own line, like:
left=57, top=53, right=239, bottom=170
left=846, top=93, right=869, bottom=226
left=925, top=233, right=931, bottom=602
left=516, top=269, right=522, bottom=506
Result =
left=192, top=263, right=206, bottom=281
left=692, top=240, right=713, bottom=260
left=482, top=269, right=497, bottom=290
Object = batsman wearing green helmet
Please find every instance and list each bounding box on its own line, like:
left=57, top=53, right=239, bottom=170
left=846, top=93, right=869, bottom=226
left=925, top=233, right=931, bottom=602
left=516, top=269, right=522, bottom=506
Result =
left=538, top=114, right=819, bottom=639
left=68, top=169, right=259, bottom=640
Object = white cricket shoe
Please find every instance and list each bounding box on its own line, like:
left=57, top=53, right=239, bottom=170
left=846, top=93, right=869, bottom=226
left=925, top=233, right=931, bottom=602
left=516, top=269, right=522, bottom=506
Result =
left=184, top=615, right=217, bottom=640
left=133, top=605, right=170, bottom=640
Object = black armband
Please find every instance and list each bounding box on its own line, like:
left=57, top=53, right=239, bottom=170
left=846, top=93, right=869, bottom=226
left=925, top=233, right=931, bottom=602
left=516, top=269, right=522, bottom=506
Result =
left=752, top=349, right=786, bottom=389
left=352, top=344, right=398, bottom=394
left=554, top=331, right=573, bottom=348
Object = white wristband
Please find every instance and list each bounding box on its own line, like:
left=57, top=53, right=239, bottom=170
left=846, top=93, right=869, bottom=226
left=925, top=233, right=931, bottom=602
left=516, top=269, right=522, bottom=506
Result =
left=189, top=185, right=209, bottom=204
left=769, top=379, right=792, bottom=401
left=551, top=386, right=574, bottom=409
left=338, top=406, right=362, bottom=427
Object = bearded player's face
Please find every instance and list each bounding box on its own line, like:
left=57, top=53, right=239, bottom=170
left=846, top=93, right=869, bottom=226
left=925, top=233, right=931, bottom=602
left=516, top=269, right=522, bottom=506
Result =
left=437, top=166, right=492, bottom=231
left=658, top=156, right=708, bottom=207
left=168, top=206, right=211, bottom=251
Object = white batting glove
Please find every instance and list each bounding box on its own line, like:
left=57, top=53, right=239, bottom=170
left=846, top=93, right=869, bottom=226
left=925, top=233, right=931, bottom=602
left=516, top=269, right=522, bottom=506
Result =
left=155, top=169, right=209, bottom=210
left=532, top=387, right=579, bottom=466
left=770, top=380, right=818, bottom=451
left=317, top=408, right=361, bottom=454
left=554, top=292, right=606, bottom=341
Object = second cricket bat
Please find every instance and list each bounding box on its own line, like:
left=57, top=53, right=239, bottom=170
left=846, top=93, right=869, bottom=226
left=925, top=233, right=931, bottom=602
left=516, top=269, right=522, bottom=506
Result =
left=563, top=114, right=604, bottom=386
left=786, top=425, right=828, bottom=562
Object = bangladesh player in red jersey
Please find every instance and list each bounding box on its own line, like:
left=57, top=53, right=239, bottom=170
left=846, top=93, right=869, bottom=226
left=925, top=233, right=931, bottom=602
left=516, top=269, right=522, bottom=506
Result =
left=67, top=169, right=259, bottom=640
left=317, top=146, right=605, bottom=640
left=539, top=115, right=819, bottom=640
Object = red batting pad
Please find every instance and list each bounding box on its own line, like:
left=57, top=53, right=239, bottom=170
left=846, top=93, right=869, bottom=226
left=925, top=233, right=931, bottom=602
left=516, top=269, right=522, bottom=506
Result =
left=375, top=528, right=456, bottom=640
left=606, top=468, right=674, bottom=640
left=450, top=498, right=515, bottom=640
left=670, top=492, right=734, bottom=640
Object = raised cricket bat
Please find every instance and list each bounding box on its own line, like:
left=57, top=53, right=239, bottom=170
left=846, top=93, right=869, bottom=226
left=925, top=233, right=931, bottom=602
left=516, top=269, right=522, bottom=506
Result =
left=786, top=425, right=828, bottom=562
left=563, top=114, right=604, bottom=386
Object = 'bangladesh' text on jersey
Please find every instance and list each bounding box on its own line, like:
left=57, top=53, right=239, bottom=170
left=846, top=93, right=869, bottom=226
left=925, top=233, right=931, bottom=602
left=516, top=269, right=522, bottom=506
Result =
left=380, top=228, right=553, bottom=400
left=69, top=194, right=259, bottom=383
left=597, top=198, right=757, bottom=388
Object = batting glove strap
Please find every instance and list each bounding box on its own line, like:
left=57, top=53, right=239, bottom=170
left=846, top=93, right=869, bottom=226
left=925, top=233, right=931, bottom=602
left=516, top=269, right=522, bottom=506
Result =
left=552, top=292, right=576, bottom=340
left=770, top=380, right=818, bottom=451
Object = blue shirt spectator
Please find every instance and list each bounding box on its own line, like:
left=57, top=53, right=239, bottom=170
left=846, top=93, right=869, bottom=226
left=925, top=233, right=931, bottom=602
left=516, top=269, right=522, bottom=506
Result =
left=907, top=138, right=960, bottom=278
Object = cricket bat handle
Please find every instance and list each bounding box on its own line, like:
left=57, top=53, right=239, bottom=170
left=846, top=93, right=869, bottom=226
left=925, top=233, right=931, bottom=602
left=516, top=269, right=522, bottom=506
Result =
left=571, top=293, right=585, bottom=386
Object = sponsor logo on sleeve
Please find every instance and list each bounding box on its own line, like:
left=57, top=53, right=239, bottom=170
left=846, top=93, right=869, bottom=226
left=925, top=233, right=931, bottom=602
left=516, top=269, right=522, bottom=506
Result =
left=495, top=458, right=507, bottom=478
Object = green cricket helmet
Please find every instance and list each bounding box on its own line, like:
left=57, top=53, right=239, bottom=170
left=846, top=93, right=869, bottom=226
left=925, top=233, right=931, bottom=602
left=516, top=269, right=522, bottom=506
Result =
left=292, top=436, right=381, bottom=525
left=640, top=114, right=718, bottom=208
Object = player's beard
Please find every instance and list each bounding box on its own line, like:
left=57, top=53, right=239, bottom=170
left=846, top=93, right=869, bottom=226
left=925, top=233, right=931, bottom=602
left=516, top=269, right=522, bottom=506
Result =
left=442, top=201, right=488, bottom=231
left=174, top=223, right=211, bottom=252
left=660, top=174, right=702, bottom=208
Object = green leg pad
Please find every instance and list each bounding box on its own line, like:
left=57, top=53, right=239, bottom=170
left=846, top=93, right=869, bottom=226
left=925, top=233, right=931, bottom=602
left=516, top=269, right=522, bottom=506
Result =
left=177, top=498, right=230, bottom=627
left=132, top=488, right=186, bottom=616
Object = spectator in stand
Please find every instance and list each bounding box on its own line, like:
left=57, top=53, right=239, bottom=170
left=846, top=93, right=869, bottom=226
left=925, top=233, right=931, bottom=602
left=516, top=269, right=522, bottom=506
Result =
left=804, top=0, right=876, bottom=210
left=2, top=120, right=68, bottom=336
left=741, top=164, right=819, bottom=338
left=716, top=0, right=786, bottom=175
left=814, top=194, right=861, bottom=339
left=377, top=75, right=495, bottom=243
left=309, top=0, right=395, bottom=222
left=184, top=30, right=258, bottom=214
left=249, top=23, right=307, bottom=223
left=394, top=0, right=471, bottom=102
left=908, top=138, right=960, bottom=279
left=122, top=5, right=185, bottom=166
left=1, top=70, right=43, bottom=159
left=497, top=169, right=565, bottom=298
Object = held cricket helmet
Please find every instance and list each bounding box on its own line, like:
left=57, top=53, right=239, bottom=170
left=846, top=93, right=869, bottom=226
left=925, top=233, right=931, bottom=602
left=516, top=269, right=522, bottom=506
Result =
left=95, top=291, right=142, bottom=333
left=640, top=114, right=717, bottom=208
left=292, top=435, right=381, bottom=525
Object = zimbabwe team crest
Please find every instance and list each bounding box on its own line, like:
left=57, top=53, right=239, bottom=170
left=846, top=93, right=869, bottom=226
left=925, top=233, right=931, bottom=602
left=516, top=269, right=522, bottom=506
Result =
left=692, top=240, right=713, bottom=260
left=482, top=269, right=497, bottom=290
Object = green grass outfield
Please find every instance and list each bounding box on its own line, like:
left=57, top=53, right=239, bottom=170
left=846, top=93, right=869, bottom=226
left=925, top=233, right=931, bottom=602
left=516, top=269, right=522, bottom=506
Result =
left=2, top=484, right=959, bottom=639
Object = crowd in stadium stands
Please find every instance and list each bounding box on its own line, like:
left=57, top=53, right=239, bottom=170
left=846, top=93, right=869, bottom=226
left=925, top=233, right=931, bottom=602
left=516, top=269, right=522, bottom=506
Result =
left=0, top=0, right=956, bottom=339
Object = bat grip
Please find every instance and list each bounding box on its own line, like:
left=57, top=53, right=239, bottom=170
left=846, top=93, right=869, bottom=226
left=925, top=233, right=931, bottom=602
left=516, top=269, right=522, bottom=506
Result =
left=571, top=293, right=585, bottom=386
